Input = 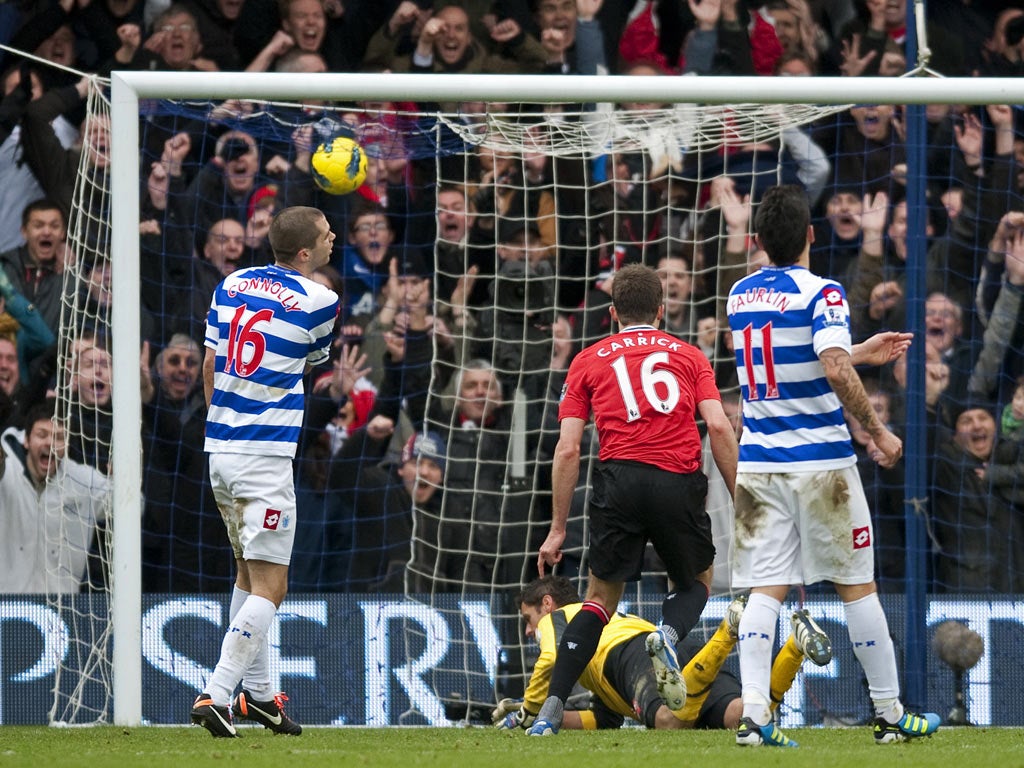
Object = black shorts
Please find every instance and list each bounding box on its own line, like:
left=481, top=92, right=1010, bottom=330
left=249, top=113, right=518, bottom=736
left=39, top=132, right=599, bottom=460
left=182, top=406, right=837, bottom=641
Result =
left=601, top=634, right=661, bottom=728
left=588, top=460, right=713, bottom=585
left=599, top=634, right=740, bottom=730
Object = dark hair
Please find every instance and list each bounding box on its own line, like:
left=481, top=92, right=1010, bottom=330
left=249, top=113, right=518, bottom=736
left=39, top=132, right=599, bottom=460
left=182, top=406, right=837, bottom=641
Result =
left=268, top=206, right=325, bottom=264
left=611, top=263, right=663, bottom=326
left=774, top=51, right=816, bottom=75
left=754, top=185, right=810, bottom=267
left=347, top=200, right=388, bottom=232
left=22, top=397, right=58, bottom=433
left=313, top=263, right=344, bottom=295
left=22, top=198, right=65, bottom=228
left=515, top=576, right=580, bottom=609
left=1007, top=14, right=1024, bottom=47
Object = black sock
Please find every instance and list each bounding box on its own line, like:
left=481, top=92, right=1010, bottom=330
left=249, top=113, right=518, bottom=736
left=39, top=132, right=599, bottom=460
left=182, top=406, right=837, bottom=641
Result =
left=547, top=601, right=609, bottom=701
left=660, top=580, right=709, bottom=641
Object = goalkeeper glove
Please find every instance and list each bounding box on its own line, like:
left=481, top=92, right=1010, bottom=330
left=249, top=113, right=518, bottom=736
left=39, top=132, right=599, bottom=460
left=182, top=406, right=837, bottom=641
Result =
left=491, top=698, right=534, bottom=730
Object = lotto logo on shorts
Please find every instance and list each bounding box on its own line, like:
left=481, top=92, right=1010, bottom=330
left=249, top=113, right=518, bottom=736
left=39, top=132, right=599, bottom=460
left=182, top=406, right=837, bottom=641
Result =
left=263, top=509, right=282, bottom=530
left=852, top=526, right=871, bottom=549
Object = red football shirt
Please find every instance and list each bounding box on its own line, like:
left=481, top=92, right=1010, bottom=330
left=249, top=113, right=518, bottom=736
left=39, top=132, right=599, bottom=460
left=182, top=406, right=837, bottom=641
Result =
left=558, top=325, right=720, bottom=473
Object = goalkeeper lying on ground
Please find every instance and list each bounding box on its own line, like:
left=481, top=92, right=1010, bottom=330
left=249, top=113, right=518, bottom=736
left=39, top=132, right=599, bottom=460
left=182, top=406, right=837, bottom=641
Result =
left=494, top=575, right=831, bottom=731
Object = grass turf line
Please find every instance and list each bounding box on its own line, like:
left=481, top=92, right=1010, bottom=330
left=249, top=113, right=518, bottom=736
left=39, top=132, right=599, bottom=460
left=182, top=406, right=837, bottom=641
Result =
left=0, top=726, right=1013, bottom=767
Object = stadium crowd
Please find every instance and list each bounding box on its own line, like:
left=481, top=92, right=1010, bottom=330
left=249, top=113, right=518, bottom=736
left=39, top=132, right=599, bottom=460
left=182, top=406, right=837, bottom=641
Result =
left=0, top=0, right=1023, bottom=603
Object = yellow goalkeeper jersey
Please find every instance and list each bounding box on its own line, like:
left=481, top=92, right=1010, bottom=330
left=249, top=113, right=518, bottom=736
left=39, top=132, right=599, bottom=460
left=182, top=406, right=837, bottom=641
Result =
left=522, top=603, right=656, bottom=721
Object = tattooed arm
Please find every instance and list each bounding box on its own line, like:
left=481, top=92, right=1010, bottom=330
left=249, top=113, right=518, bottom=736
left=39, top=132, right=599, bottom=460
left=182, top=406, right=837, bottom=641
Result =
left=819, top=347, right=902, bottom=469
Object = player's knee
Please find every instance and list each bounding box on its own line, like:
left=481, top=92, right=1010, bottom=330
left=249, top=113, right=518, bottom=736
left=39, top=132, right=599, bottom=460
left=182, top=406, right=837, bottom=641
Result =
left=653, top=706, right=689, bottom=730
left=722, top=697, right=743, bottom=730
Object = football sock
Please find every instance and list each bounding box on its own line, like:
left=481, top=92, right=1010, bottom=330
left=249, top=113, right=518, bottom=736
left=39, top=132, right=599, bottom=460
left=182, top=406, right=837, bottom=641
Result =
left=546, top=601, right=610, bottom=702
left=843, top=593, right=901, bottom=712
left=243, top=640, right=273, bottom=701
left=875, top=698, right=904, bottom=724
left=769, top=637, right=804, bottom=712
left=660, top=580, right=710, bottom=643
left=227, top=585, right=274, bottom=699
left=207, top=595, right=277, bottom=706
left=678, top=620, right=735, bottom=721
left=738, top=592, right=781, bottom=725
left=229, top=585, right=249, bottom=621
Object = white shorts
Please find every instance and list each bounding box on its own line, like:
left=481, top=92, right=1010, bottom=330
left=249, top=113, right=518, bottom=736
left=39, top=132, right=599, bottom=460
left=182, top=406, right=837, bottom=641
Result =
left=730, top=465, right=875, bottom=587
left=209, top=453, right=297, bottom=566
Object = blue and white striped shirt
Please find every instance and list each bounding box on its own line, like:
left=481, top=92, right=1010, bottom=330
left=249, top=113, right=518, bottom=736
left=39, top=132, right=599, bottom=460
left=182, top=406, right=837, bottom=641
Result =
left=204, top=264, right=339, bottom=458
left=726, top=265, right=856, bottom=472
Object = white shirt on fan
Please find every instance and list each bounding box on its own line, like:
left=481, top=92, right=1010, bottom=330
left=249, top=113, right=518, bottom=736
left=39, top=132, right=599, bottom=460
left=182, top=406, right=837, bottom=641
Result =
left=0, top=427, right=110, bottom=594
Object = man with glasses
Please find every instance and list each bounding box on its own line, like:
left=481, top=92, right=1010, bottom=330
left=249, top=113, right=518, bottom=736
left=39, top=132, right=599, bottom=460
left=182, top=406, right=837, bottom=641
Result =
left=338, top=201, right=395, bottom=325
left=110, top=6, right=215, bottom=72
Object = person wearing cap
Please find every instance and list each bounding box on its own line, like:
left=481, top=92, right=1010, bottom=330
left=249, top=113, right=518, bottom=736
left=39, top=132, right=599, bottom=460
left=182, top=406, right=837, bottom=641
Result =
left=930, top=397, right=1024, bottom=592
left=244, top=183, right=280, bottom=251
left=354, top=239, right=445, bottom=392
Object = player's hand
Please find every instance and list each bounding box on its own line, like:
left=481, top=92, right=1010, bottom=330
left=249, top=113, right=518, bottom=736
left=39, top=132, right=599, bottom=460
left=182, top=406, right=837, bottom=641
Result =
left=537, top=530, right=565, bottom=575
left=852, top=330, right=912, bottom=366
left=492, top=698, right=533, bottom=729
left=868, top=429, right=902, bottom=469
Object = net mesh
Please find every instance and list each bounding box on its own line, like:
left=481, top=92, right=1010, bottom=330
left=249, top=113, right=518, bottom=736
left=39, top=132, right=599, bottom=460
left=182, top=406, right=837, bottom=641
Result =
left=44, top=76, right=1024, bottom=725
left=49, top=79, right=114, bottom=724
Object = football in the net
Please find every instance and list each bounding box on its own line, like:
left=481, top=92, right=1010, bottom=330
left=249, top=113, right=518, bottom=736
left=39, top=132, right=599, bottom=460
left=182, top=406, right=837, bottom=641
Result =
left=310, top=135, right=368, bottom=195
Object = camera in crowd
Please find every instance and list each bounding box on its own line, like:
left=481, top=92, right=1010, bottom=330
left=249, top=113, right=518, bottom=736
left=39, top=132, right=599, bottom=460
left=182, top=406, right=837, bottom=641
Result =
left=219, top=136, right=253, bottom=162
left=491, top=258, right=554, bottom=324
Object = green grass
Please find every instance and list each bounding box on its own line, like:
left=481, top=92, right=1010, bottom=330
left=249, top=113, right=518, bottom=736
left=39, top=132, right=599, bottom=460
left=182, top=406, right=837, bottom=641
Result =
left=0, top=726, right=1019, bottom=768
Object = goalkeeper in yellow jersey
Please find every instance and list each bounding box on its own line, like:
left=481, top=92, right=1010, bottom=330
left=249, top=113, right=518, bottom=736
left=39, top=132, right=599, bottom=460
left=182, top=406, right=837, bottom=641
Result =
left=493, top=576, right=832, bottom=731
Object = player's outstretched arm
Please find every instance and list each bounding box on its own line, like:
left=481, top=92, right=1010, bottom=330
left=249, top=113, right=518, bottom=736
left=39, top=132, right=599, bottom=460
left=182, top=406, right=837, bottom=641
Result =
left=820, top=347, right=902, bottom=468
left=850, top=331, right=912, bottom=367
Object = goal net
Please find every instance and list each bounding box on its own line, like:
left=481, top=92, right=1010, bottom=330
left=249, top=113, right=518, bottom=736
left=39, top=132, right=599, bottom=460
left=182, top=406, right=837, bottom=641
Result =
left=41, top=71, right=1024, bottom=727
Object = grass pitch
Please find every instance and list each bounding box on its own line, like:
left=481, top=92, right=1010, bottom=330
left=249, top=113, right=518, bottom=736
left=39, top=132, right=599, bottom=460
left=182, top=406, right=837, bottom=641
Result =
left=0, top=725, right=1015, bottom=768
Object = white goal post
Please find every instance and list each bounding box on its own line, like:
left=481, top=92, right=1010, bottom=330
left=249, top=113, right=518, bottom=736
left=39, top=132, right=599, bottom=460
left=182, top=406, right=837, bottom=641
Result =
left=107, top=72, right=1024, bottom=726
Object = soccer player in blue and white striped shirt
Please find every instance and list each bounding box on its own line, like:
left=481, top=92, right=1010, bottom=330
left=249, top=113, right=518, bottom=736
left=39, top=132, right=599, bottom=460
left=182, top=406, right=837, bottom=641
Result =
left=726, top=185, right=938, bottom=747
left=191, top=206, right=339, bottom=738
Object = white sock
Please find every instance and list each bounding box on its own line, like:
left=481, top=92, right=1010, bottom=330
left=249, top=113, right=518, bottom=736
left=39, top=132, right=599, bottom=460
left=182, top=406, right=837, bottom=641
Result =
left=243, top=641, right=273, bottom=700
left=738, top=592, right=781, bottom=725
left=843, top=593, right=902, bottom=719
left=207, top=595, right=277, bottom=706
left=229, top=586, right=249, bottom=621
left=228, top=586, right=273, bottom=699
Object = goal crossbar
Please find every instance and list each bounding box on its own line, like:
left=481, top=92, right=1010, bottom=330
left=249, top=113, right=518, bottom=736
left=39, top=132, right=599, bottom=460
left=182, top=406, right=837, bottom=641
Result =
left=112, top=72, right=1024, bottom=105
